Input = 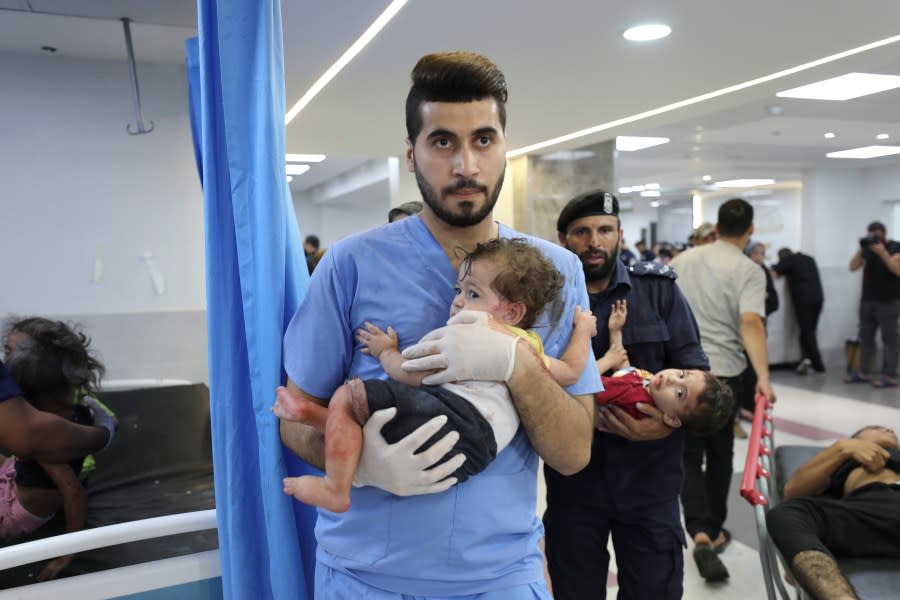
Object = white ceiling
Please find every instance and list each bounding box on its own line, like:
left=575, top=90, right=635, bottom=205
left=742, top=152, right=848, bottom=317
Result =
left=3, top=0, right=900, bottom=197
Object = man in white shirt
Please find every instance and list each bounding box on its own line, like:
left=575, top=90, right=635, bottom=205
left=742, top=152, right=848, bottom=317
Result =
left=670, top=197, right=776, bottom=581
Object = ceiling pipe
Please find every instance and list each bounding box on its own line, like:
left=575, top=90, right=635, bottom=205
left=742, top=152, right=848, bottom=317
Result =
left=121, top=17, right=154, bottom=135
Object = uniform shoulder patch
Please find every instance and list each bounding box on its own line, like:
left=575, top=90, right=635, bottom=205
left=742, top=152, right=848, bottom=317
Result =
left=628, top=261, right=678, bottom=280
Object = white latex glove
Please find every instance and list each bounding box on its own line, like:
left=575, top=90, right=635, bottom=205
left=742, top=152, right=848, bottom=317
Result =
left=83, top=396, right=117, bottom=451
left=353, top=407, right=466, bottom=496
left=401, top=310, right=520, bottom=385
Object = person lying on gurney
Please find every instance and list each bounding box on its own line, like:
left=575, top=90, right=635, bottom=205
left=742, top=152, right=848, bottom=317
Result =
left=767, top=425, right=900, bottom=600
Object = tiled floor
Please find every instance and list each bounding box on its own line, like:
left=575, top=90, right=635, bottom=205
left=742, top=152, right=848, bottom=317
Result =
left=537, top=361, right=898, bottom=599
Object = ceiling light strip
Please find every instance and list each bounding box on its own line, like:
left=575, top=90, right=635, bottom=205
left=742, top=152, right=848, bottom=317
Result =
left=285, top=0, right=409, bottom=125
left=507, top=33, right=900, bottom=158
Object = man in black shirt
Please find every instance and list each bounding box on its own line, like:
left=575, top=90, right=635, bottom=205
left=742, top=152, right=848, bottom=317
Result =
left=767, top=425, right=900, bottom=600
left=847, top=221, right=900, bottom=388
left=772, top=248, right=824, bottom=373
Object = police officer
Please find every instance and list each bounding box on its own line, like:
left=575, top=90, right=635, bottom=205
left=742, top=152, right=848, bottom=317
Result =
left=544, top=189, right=709, bottom=599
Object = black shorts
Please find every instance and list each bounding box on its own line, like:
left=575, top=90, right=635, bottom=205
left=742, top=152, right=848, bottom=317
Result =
left=363, top=380, right=497, bottom=483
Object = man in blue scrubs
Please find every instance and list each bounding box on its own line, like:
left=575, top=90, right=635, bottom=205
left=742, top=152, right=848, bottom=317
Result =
left=279, top=52, right=600, bottom=598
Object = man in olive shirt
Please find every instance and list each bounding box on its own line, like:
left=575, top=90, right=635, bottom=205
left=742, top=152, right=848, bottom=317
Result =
left=671, top=198, right=775, bottom=581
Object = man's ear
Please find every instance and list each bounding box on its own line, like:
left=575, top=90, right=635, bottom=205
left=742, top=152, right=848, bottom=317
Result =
left=662, top=413, right=682, bottom=429
left=406, top=139, right=415, bottom=173
left=558, top=232, right=567, bottom=247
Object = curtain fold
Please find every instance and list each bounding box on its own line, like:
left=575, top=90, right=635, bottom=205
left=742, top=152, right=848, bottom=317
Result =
left=189, top=1, right=318, bottom=597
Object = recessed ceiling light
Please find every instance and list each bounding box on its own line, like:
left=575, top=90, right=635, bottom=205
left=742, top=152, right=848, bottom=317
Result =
left=286, top=153, right=326, bottom=163
left=616, top=136, right=670, bottom=151
left=631, top=185, right=647, bottom=192
left=623, top=24, right=671, bottom=42
left=618, top=187, right=633, bottom=194
left=286, top=164, right=311, bottom=176
left=285, top=0, right=409, bottom=124
left=715, top=178, right=775, bottom=188
left=286, top=176, right=293, bottom=182
left=776, top=72, right=900, bottom=101
left=506, top=33, right=900, bottom=158
left=641, top=190, right=661, bottom=197
left=645, top=183, right=660, bottom=190
left=827, top=145, right=900, bottom=159
left=542, top=150, right=596, bottom=160
left=824, top=132, right=836, bottom=139
left=701, top=175, right=712, bottom=182
left=876, top=133, right=890, bottom=140
left=649, top=201, right=661, bottom=208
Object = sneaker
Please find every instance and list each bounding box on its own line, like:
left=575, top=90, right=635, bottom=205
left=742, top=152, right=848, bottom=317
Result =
left=693, top=544, right=730, bottom=581
left=796, top=358, right=812, bottom=375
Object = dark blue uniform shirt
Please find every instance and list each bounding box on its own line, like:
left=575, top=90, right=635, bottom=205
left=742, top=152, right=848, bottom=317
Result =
left=544, top=261, right=708, bottom=538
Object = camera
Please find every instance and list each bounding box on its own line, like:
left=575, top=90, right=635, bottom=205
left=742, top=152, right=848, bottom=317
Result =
left=859, top=234, right=879, bottom=249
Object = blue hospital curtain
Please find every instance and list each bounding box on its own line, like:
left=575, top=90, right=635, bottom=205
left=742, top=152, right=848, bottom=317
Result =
left=190, top=0, right=318, bottom=597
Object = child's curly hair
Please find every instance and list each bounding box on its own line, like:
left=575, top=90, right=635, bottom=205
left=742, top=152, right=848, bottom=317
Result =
left=460, top=238, right=563, bottom=329
left=3, top=316, right=105, bottom=403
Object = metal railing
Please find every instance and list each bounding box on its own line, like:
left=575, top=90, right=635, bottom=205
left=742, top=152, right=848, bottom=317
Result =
left=740, top=395, right=791, bottom=600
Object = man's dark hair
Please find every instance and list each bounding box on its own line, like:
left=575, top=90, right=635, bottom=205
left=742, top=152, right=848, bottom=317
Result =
left=304, top=235, right=320, bottom=249
left=3, top=317, right=105, bottom=404
left=461, top=238, right=562, bottom=330
left=867, top=221, right=886, bottom=235
left=777, top=247, right=792, bottom=260
left=717, top=198, right=754, bottom=238
left=681, top=373, right=735, bottom=435
left=851, top=425, right=880, bottom=439
left=405, top=52, right=508, bottom=145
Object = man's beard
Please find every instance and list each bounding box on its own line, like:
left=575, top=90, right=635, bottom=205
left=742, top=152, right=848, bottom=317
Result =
left=414, top=162, right=505, bottom=227
left=580, top=243, right=620, bottom=283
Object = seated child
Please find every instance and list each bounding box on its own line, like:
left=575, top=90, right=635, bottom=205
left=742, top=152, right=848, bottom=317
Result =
left=274, top=238, right=596, bottom=512
left=1, top=317, right=112, bottom=581
left=597, top=299, right=733, bottom=435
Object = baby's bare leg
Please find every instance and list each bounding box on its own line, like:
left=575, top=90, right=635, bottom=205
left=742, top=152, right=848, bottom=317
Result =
left=283, top=380, right=366, bottom=513
left=273, top=386, right=328, bottom=431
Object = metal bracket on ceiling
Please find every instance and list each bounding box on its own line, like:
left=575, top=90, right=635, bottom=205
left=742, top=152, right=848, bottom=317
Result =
left=121, top=17, right=154, bottom=135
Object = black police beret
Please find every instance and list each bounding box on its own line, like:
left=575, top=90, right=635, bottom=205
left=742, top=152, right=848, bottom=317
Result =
left=556, top=189, right=619, bottom=233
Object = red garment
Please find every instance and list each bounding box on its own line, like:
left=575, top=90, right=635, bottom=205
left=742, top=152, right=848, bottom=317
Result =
left=597, top=371, right=652, bottom=420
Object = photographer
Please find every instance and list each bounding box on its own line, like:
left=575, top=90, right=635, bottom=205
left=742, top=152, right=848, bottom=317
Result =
left=847, top=221, right=900, bottom=388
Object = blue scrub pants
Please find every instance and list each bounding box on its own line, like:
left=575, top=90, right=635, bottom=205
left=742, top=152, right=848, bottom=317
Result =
left=314, top=564, right=550, bottom=599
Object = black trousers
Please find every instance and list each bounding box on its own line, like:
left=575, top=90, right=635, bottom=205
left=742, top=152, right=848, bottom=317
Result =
left=362, top=380, right=496, bottom=483
left=766, top=483, right=900, bottom=564
left=680, top=372, right=749, bottom=539
left=544, top=498, right=684, bottom=600
left=795, top=299, right=825, bottom=371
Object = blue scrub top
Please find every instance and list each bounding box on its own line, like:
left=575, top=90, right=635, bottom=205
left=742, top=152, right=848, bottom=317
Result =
left=0, top=361, right=22, bottom=402
left=283, top=215, right=601, bottom=595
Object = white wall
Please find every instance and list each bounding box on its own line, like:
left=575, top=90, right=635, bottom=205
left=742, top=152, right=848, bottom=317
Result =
left=800, top=164, right=900, bottom=358
left=1, top=52, right=204, bottom=316
left=1, top=52, right=207, bottom=381
left=291, top=159, right=393, bottom=247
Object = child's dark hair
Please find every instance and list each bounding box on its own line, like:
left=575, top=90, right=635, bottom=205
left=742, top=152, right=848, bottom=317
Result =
left=3, top=316, right=105, bottom=404
left=680, top=372, right=734, bottom=435
left=461, top=238, right=563, bottom=329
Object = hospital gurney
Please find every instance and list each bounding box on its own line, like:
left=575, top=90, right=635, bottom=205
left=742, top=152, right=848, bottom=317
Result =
left=741, top=396, right=900, bottom=599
